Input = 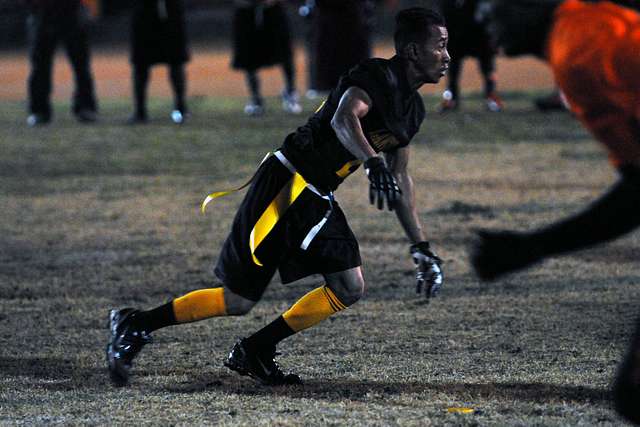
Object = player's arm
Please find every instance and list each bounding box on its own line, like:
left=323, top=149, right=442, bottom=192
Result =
left=386, top=146, right=444, bottom=300
left=385, top=146, right=423, bottom=243
left=473, top=164, right=640, bottom=281
left=330, top=86, right=376, bottom=161
left=331, top=86, right=402, bottom=210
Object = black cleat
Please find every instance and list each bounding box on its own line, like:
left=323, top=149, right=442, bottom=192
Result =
left=106, top=308, right=152, bottom=386
left=224, top=339, right=302, bottom=386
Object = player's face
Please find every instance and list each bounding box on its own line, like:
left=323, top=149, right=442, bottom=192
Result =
left=416, top=26, right=450, bottom=84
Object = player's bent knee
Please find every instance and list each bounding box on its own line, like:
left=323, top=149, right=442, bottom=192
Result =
left=324, top=268, right=365, bottom=307
left=338, top=283, right=364, bottom=307
left=223, top=287, right=257, bottom=315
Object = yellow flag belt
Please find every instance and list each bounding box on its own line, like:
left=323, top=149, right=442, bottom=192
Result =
left=200, top=152, right=272, bottom=214
left=201, top=152, right=309, bottom=266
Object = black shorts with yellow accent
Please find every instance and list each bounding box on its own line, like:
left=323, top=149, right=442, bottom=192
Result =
left=214, top=154, right=361, bottom=302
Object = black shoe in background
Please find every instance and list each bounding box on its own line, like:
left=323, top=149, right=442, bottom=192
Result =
left=127, top=112, right=148, bottom=125
left=75, top=109, right=98, bottom=123
left=534, top=92, right=566, bottom=112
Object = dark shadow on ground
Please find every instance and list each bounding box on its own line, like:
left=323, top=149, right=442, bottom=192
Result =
left=0, top=356, right=111, bottom=389
left=163, top=372, right=610, bottom=405
left=0, top=356, right=611, bottom=406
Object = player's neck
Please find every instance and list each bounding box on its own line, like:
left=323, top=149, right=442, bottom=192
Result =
left=392, top=55, right=422, bottom=92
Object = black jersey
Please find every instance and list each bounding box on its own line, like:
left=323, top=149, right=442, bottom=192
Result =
left=280, top=56, right=425, bottom=193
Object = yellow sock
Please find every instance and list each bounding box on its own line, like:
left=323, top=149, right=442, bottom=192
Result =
left=172, top=288, right=226, bottom=323
left=282, top=285, right=347, bottom=332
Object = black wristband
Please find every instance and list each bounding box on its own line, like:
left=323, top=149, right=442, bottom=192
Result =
left=410, top=241, right=431, bottom=254
left=364, top=156, right=385, bottom=170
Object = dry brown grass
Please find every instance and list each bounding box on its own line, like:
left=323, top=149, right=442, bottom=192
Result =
left=0, top=94, right=637, bottom=425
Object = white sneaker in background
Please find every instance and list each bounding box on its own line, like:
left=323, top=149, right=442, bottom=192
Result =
left=244, top=101, right=265, bottom=117
left=281, top=90, right=302, bottom=114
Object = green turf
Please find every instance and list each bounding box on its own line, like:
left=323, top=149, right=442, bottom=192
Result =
left=0, top=93, right=635, bottom=426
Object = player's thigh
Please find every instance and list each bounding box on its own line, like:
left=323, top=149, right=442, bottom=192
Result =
left=214, top=156, right=294, bottom=301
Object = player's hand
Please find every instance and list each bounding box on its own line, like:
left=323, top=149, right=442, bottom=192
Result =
left=410, top=241, right=443, bottom=300
left=471, top=229, right=541, bottom=281
left=364, top=156, right=402, bottom=211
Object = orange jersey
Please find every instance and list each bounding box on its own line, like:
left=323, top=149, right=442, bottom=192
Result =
left=547, top=0, right=640, bottom=167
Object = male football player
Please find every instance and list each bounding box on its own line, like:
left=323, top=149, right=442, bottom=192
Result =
left=471, top=1, right=640, bottom=424
left=106, top=7, right=449, bottom=387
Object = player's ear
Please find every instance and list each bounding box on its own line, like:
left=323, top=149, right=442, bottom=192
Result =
left=404, top=42, right=419, bottom=60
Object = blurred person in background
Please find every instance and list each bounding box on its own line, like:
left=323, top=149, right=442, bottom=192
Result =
left=471, top=1, right=640, bottom=424
left=129, top=0, right=190, bottom=125
left=305, top=0, right=376, bottom=99
left=232, top=0, right=301, bottom=116
left=439, top=0, right=503, bottom=112
left=25, top=0, right=98, bottom=126
left=297, top=0, right=317, bottom=99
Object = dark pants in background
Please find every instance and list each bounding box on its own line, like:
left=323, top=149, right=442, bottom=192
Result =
left=27, top=10, right=97, bottom=118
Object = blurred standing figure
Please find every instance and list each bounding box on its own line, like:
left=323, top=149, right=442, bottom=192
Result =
left=26, top=0, right=98, bottom=126
left=308, top=0, right=375, bottom=96
left=130, top=0, right=190, bottom=124
left=232, top=0, right=301, bottom=116
left=440, top=0, right=502, bottom=112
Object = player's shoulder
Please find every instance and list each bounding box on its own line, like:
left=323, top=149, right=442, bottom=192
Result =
left=348, top=57, right=393, bottom=77
left=347, top=57, right=401, bottom=90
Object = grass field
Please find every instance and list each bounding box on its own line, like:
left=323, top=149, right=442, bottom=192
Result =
left=1, top=93, right=638, bottom=426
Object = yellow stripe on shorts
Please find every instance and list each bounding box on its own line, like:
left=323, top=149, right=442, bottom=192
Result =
left=335, top=159, right=362, bottom=179
left=249, top=172, right=308, bottom=266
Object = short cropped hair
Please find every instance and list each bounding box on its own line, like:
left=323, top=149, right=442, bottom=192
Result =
left=394, top=7, right=446, bottom=52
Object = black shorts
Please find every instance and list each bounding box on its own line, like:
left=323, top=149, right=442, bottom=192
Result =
left=214, top=153, right=362, bottom=301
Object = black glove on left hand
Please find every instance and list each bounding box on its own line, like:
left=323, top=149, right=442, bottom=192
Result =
left=410, top=241, right=444, bottom=300
left=364, top=156, right=401, bottom=211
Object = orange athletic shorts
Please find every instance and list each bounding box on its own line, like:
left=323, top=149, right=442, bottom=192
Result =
left=547, top=0, right=640, bottom=167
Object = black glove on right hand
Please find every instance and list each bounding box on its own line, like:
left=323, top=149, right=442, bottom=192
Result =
left=364, top=156, right=401, bottom=211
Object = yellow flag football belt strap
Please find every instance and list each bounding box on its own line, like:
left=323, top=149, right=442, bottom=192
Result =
left=201, top=151, right=334, bottom=266
left=249, top=171, right=308, bottom=266
left=274, top=151, right=330, bottom=200
left=201, top=151, right=272, bottom=214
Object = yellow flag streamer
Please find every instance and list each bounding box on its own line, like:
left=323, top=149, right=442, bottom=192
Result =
left=200, top=152, right=310, bottom=267
left=201, top=152, right=272, bottom=214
